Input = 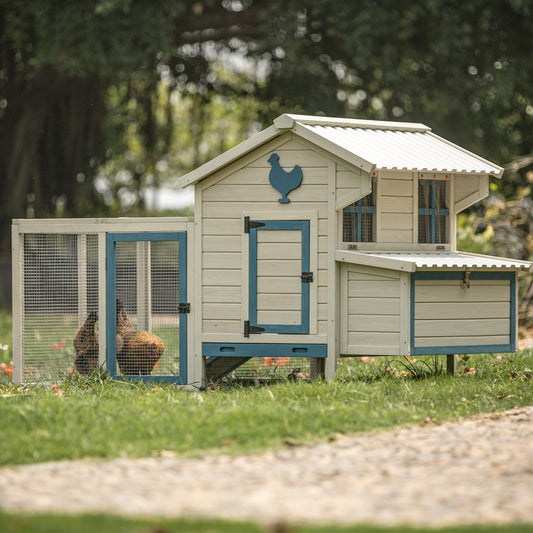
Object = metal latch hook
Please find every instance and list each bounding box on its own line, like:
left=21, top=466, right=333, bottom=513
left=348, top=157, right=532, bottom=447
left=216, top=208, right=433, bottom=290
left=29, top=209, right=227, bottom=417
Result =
left=461, top=270, right=471, bottom=289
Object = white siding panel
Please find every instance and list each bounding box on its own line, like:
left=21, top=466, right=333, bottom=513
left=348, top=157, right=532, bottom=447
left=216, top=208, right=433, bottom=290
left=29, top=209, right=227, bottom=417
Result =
left=203, top=269, right=241, bottom=286
left=203, top=320, right=241, bottom=333
left=203, top=286, right=241, bottom=303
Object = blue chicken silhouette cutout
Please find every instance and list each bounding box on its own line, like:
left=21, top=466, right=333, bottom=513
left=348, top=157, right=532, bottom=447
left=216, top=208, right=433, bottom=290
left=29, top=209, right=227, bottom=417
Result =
left=267, top=153, right=303, bottom=203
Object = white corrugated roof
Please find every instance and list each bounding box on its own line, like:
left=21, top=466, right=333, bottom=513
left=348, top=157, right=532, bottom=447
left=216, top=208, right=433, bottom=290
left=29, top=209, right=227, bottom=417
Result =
left=178, top=114, right=503, bottom=188
left=335, top=250, right=532, bottom=272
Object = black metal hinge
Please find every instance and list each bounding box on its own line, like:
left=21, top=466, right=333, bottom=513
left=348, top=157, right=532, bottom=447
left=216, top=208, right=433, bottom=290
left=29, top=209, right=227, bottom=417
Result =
left=244, top=320, right=265, bottom=337
left=244, top=216, right=266, bottom=233
left=178, top=302, right=191, bottom=314
left=301, top=272, right=314, bottom=283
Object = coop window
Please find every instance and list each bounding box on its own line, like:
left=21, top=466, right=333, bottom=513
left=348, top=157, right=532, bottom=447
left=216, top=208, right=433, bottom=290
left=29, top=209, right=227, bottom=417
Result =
left=343, top=178, right=377, bottom=242
left=418, top=179, right=449, bottom=244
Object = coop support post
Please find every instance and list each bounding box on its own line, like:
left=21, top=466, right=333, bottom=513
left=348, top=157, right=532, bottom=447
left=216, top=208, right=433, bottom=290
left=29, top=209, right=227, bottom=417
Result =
left=11, top=224, right=23, bottom=384
left=447, top=354, right=457, bottom=375
left=77, top=234, right=88, bottom=327
left=137, top=241, right=151, bottom=331
left=98, top=232, right=107, bottom=370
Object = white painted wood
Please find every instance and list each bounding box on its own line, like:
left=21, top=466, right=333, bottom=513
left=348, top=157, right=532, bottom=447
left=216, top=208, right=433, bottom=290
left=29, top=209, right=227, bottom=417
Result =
left=348, top=280, right=402, bottom=298
left=381, top=178, right=413, bottom=196
left=348, top=297, right=400, bottom=315
left=202, top=320, right=241, bottom=333
left=347, top=264, right=400, bottom=281
left=348, top=332, right=401, bottom=347
left=335, top=250, right=416, bottom=272
left=202, top=286, right=241, bottom=303
left=415, top=301, right=510, bottom=319
left=136, top=241, right=151, bottom=331
left=415, top=318, right=509, bottom=338
left=97, top=232, right=107, bottom=369
left=203, top=252, right=241, bottom=269
left=348, top=315, right=401, bottom=332
left=201, top=332, right=328, bottom=344
left=202, top=184, right=329, bottom=203
left=381, top=213, right=413, bottom=230
left=203, top=218, right=241, bottom=235
left=415, top=283, right=510, bottom=303
left=77, top=234, right=88, bottom=328
left=11, top=226, right=23, bottom=384
left=380, top=229, right=413, bottom=243
left=202, top=235, right=241, bottom=253
left=399, top=271, right=411, bottom=355
left=257, top=310, right=301, bottom=324
left=340, top=345, right=401, bottom=356
left=203, top=303, right=241, bottom=320
left=415, top=335, right=510, bottom=348
left=203, top=269, right=241, bottom=286
left=257, top=293, right=301, bottom=311
left=257, top=242, right=302, bottom=260
left=203, top=202, right=329, bottom=219
left=380, top=196, right=413, bottom=214
left=335, top=188, right=364, bottom=211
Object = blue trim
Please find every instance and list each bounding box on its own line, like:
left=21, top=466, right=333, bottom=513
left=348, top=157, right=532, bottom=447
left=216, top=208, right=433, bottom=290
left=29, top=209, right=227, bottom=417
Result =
left=410, top=270, right=517, bottom=355
left=203, top=343, right=327, bottom=358
left=106, top=231, right=187, bottom=384
left=248, top=220, right=310, bottom=335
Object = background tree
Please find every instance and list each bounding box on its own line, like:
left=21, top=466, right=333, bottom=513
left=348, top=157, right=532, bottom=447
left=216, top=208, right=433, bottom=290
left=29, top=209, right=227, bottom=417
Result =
left=1, top=0, right=533, bottom=259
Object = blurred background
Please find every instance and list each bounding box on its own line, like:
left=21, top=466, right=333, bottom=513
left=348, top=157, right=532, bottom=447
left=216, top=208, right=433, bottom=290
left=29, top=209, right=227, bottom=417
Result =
left=1, top=0, right=532, bottom=326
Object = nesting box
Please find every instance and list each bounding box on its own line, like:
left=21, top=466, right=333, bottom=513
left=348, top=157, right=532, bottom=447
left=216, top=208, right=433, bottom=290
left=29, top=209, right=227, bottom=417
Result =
left=12, top=114, right=533, bottom=384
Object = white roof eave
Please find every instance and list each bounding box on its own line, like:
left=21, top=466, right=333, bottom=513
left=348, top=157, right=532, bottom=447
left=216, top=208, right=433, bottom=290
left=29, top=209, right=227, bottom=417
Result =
left=335, top=251, right=533, bottom=272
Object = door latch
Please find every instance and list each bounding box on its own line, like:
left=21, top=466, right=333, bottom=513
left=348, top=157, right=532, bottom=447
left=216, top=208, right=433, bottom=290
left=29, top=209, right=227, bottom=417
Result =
left=301, top=272, right=314, bottom=283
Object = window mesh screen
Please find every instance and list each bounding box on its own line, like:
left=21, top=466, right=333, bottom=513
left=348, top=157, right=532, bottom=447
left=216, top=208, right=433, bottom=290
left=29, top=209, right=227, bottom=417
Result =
left=418, top=180, right=448, bottom=244
left=343, top=178, right=376, bottom=243
left=22, top=233, right=99, bottom=381
left=115, top=240, right=180, bottom=376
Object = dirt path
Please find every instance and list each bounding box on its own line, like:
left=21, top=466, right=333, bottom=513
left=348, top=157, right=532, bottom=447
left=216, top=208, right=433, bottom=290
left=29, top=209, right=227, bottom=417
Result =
left=1, top=405, right=532, bottom=527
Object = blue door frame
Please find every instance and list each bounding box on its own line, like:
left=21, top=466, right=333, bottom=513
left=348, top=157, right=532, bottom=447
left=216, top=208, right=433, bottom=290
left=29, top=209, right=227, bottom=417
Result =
left=106, top=232, right=188, bottom=383
left=248, top=220, right=310, bottom=334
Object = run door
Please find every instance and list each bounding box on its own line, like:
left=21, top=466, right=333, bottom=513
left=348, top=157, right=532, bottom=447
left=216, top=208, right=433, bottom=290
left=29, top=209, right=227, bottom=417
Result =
left=246, top=219, right=311, bottom=335
left=106, top=232, right=188, bottom=383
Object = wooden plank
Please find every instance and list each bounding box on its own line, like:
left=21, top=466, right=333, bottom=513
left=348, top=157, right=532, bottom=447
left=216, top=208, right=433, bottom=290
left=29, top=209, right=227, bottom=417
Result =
left=381, top=178, right=413, bottom=196
left=348, top=280, right=401, bottom=298
left=203, top=252, right=241, bottom=269
left=347, top=332, right=400, bottom=347
left=203, top=201, right=328, bottom=218
left=415, top=301, right=510, bottom=320
left=348, top=297, right=400, bottom=315
left=381, top=196, right=413, bottom=214
left=381, top=212, right=413, bottom=231
left=380, top=229, right=413, bottom=242
left=257, top=242, right=302, bottom=260
left=202, top=320, right=241, bottom=334
left=415, top=318, right=510, bottom=337
left=203, top=235, right=241, bottom=253
left=202, top=286, right=241, bottom=303
left=203, top=269, right=241, bottom=286
left=337, top=170, right=363, bottom=189
left=257, top=260, right=300, bottom=276
left=256, top=230, right=301, bottom=243
left=348, top=314, right=401, bottom=333
left=257, top=277, right=301, bottom=294
left=221, top=165, right=328, bottom=185
left=202, top=184, right=328, bottom=202
left=203, top=303, right=241, bottom=320
left=257, top=293, right=301, bottom=311
left=203, top=218, right=241, bottom=235
left=347, top=264, right=401, bottom=281
left=415, top=284, right=510, bottom=303
left=257, top=310, right=300, bottom=324
left=414, top=335, right=510, bottom=347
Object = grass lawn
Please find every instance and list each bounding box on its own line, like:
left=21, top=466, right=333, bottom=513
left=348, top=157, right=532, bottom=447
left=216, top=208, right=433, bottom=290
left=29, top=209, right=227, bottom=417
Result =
left=1, top=312, right=533, bottom=531
left=1, top=513, right=533, bottom=533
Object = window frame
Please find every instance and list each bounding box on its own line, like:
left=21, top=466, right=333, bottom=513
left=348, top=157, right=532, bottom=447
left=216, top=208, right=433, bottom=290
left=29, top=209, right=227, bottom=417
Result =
left=418, top=179, right=450, bottom=244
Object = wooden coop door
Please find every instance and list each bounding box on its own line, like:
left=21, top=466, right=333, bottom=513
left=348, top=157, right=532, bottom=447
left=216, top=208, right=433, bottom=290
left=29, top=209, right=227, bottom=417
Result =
left=106, top=232, right=188, bottom=383
left=246, top=219, right=311, bottom=335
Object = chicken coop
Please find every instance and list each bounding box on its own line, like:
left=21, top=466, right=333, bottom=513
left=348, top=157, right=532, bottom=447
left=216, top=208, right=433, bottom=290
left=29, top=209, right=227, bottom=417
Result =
left=12, top=113, right=533, bottom=385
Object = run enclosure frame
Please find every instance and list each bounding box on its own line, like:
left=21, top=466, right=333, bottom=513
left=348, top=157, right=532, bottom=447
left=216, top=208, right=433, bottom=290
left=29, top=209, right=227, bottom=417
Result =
left=11, top=217, right=199, bottom=385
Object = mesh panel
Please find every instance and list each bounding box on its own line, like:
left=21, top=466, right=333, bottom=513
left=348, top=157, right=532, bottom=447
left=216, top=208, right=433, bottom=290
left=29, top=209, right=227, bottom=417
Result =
left=418, top=180, right=448, bottom=244
left=23, top=233, right=99, bottom=381
left=343, top=177, right=376, bottom=243
left=217, top=357, right=312, bottom=382
left=115, top=240, right=180, bottom=376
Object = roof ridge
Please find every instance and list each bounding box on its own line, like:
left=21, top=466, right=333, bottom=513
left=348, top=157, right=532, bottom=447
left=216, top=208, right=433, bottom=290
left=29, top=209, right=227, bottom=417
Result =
left=274, top=113, right=431, bottom=133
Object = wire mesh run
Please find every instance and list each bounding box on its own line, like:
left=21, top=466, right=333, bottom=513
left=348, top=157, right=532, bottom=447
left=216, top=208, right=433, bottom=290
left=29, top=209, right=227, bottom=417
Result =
left=114, top=239, right=180, bottom=377
left=22, top=233, right=99, bottom=381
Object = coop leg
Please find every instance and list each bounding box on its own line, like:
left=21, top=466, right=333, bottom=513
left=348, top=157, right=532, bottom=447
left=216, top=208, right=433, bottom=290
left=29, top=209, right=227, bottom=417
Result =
left=446, top=354, right=457, bottom=376
left=310, top=357, right=325, bottom=379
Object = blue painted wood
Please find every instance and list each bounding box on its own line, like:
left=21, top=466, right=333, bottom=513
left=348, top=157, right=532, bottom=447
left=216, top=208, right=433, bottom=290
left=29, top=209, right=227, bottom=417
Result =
left=106, top=232, right=187, bottom=384
left=248, top=220, right=310, bottom=335
left=267, top=153, right=303, bottom=203
left=410, top=270, right=516, bottom=355
left=203, top=343, right=327, bottom=358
